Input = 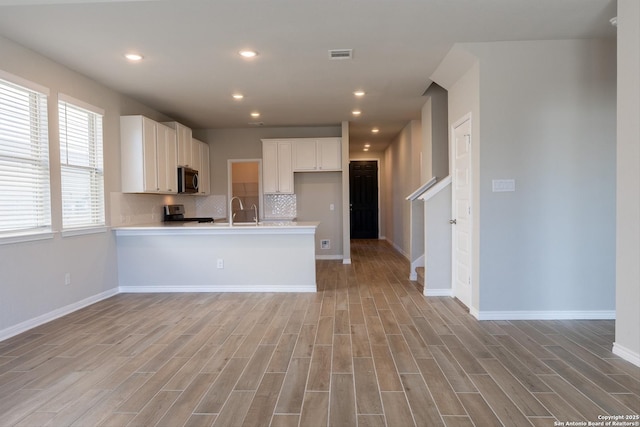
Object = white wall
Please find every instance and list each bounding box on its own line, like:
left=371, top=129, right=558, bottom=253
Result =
left=0, top=35, right=173, bottom=338
left=438, top=39, right=617, bottom=316
left=422, top=84, right=449, bottom=181
left=381, top=120, right=422, bottom=257
left=614, top=0, right=640, bottom=366
left=295, top=172, right=343, bottom=258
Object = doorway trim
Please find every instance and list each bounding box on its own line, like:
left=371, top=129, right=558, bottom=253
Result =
left=349, top=158, right=382, bottom=239
left=227, top=159, right=263, bottom=220
left=450, top=113, right=473, bottom=311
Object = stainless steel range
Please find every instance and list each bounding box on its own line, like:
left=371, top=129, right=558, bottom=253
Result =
left=163, top=204, right=214, bottom=223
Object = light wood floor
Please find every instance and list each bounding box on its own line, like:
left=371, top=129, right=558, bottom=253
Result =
left=0, top=240, right=638, bottom=427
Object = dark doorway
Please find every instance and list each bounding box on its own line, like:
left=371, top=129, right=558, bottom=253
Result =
left=350, top=160, right=379, bottom=239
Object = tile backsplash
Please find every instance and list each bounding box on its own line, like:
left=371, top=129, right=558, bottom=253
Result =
left=110, top=192, right=196, bottom=226
left=263, top=193, right=297, bottom=219
left=196, top=194, right=227, bottom=219
left=111, top=192, right=297, bottom=226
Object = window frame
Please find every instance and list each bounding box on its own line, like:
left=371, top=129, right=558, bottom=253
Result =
left=58, top=93, right=106, bottom=233
left=0, top=70, right=53, bottom=244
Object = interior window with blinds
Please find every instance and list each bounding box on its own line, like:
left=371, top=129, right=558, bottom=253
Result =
left=0, top=74, right=51, bottom=237
left=58, top=96, right=105, bottom=230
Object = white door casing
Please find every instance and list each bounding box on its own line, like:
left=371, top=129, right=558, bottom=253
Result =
left=452, top=115, right=472, bottom=309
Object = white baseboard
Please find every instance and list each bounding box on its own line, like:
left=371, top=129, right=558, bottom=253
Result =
left=612, top=343, right=640, bottom=367
left=386, top=239, right=409, bottom=260
left=119, top=285, right=316, bottom=293
left=424, top=289, right=453, bottom=297
left=316, top=255, right=343, bottom=260
left=0, top=288, right=119, bottom=342
left=474, top=310, right=616, bottom=321
left=342, top=258, right=352, bottom=265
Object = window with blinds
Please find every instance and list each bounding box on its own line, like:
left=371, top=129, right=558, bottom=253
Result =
left=0, top=74, right=51, bottom=237
left=58, top=96, right=105, bottom=230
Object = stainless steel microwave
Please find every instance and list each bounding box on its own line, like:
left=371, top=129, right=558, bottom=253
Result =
left=178, top=166, right=199, bottom=193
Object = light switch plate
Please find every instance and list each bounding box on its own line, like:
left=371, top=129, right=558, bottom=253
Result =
left=492, top=179, right=516, bottom=192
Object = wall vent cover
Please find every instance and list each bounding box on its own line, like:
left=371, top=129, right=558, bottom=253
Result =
left=328, top=49, right=353, bottom=60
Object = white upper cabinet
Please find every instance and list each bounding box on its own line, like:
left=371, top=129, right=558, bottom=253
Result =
left=317, top=138, right=342, bottom=170
left=292, top=139, right=317, bottom=171
left=195, top=139, right=210, bottom=195
left=292, top=138, right=342, bottom=171
left=164, top=121, right=194, bottom=168
left=156, top=124, right=177, bottom=193
left=262, top=139, right=293, bottom=194
left=121, top=115, right=178, bottom=194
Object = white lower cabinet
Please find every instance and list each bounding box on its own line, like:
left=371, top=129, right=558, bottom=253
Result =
left=121, top=115, right=178, bottom=194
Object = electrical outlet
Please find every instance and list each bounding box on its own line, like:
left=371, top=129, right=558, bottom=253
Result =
left=217, top=259, right=224, bottom=269
left=64, top=273, right=71, bottom=285
left=321, top=239, right=330, bottom=250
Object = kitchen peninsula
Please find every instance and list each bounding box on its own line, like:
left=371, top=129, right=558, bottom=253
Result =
left=114, top=222, right=319, bottom=292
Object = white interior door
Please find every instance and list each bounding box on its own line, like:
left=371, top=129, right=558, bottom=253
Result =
left=452, top=116, right=472, bottom=308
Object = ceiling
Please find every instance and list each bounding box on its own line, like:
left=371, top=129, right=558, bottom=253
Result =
left=0, top=0, right=616, bottom=153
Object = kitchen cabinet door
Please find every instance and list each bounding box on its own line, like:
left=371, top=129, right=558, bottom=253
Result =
left=121, top=115, right=178, bottom=194
left=291, top=138, right=342, bottom=171
left=292, top=139, right=317, bottom=171
left=317, top=138, right=341, bottom=171
left=121, top=115, right=158, bottom=193
left=277, top=142, right=293, bottom=193
left=262, top=140, right=293, bottom=194
left=196, top=139, right=210, bottom=195
left=156, top=124, right=177, bottom=193
left=164, top=121, right=193, bottom=167
left=190, top=138, right=202, bottom=173
left=141, top=117, right=159, bottom=192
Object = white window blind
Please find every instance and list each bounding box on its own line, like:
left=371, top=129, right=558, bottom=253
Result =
left=59, top=96, right=105, bottom=229
left=0, top=74, right=51, bottom=236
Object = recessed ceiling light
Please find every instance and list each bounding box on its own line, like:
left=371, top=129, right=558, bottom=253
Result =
left=124, top=53, right=143, bottom=61
left=354, top=90, right=365, bottom=97
left=250, top=112, right=260, bottom=118
left=363, top=148, right=369, bottom=152
left=371, top=128, right=379, bottom=133
left=352, top=110, right=361, bottom=116
left=232, top=94, right=244, bottom=100
left=364, top=144, right=371, bottom=148
left=239, top=50, right=258, bottom=58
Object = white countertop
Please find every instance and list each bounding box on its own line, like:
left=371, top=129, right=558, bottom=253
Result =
left=113, top=221, right=320, bottom=236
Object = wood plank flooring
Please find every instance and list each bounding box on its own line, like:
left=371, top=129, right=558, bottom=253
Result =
left=0, top=239, right=638, bottom=426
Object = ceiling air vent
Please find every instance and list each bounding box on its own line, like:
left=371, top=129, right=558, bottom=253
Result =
left=248, top=121, right=264, bottom=126
left=328, top=49, right=353, bottom=60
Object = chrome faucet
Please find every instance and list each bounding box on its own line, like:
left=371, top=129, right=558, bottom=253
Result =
left=251, top=204, right=258, bottom=225
left=229, top=196, right=244, bottom=227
